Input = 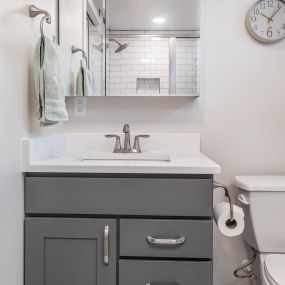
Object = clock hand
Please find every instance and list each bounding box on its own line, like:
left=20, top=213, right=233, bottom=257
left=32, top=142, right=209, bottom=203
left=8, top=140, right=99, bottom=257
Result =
left=268, top=6, right=281, bottom=23
left=261, top=13, right=274, bottom=22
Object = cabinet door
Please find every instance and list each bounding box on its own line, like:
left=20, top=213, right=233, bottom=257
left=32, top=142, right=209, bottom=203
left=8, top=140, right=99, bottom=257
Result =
left=25, top=218, right=116, bottom=285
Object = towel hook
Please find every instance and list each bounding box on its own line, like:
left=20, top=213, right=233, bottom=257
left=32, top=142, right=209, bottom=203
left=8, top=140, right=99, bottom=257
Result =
left=72, top=46, right=88, bottom=67
left=29, top=5, right=51, bottom=38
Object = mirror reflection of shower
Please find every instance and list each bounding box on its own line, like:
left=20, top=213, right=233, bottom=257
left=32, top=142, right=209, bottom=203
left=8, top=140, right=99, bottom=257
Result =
left=109, top=39, right=129, bottom=53
left=93, top=39, right=129, bottom=53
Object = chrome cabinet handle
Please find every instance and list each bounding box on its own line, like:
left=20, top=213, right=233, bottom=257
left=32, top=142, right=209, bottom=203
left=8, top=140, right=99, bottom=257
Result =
left=146, top=236, right=186, bottom=245
left=104, top=225, right=109, bottom=265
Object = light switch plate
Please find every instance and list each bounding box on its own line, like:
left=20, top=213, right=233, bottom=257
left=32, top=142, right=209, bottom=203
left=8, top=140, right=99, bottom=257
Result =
left=74, top=97, right=86, bottom=117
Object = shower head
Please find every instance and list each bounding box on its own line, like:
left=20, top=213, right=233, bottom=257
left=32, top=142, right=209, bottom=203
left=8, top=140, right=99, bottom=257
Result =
left=109, top=39, right=129, bottom=53
left=115, top=43, right=129, bottom=53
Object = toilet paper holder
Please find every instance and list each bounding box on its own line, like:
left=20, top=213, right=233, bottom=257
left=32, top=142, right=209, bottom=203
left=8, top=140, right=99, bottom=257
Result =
left=214, top=181, right=236, bottom=227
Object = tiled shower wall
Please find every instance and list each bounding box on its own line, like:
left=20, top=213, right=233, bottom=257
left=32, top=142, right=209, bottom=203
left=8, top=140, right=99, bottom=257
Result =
left=176, top=38, right=200, bottom=95
left=106, top=31, right=200, bottom=96
left=106, top=36, right=169, bottom=96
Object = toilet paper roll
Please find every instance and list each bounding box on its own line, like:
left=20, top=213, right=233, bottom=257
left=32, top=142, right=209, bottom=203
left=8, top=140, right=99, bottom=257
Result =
left=213, top=202, right=245, bottom=237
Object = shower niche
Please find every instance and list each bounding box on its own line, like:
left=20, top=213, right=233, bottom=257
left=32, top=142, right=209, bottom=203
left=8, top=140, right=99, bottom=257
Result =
left=61, top=0, right=201, bottom=97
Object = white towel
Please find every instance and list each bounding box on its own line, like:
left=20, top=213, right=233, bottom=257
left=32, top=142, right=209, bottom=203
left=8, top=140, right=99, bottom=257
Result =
left=76, top=61, right=92, bottom=97
left=33, top=36, right=68, bottom=127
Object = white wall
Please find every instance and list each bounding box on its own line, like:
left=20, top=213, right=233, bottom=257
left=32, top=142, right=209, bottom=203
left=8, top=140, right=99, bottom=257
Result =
left=1, top=0, right=285, bottom=285
left=0, top=1, right=62, bottom=285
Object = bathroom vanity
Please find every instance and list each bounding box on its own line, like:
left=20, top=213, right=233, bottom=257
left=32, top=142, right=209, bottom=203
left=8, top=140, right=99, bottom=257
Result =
left=24, top=0, right=216, bottom=282
left=22, top=132, right=220, bottom=285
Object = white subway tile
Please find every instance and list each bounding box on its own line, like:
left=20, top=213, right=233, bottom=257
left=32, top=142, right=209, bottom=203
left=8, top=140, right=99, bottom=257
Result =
left=110, top=77, right=121, bottom=84
left=160, top=76, right=169, bottom=83
left=156, top=64, right=169, bottom=71
left=177, top=70, right=187, bottom=77
left=176, top=59, right=187, bottom=65
left=144, top=65, right=156, bottom=71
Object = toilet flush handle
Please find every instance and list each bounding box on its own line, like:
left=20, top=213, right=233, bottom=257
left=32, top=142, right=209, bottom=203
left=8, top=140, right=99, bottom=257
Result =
left=238, top=194, right=250, bottom=205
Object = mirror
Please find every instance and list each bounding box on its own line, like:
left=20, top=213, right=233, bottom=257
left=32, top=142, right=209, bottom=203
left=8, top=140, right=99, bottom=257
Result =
left=86, top=1, right=106, bottom=96
left=106, top=0, right=200, bottom=97
left=59, top=0, right=106, bottom=97
left=61, top=0, right=200, bottom=97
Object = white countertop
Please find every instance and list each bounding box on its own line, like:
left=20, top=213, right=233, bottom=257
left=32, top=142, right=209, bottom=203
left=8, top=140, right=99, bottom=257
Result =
left=21, top=133, right=221, bottom=174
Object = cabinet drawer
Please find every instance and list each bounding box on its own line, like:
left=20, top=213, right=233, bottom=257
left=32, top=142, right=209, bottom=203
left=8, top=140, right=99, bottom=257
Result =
left=120, top=219, right=212, bottom=258
left=119, top=260, right=212, bottom=285
left=25, top=176, right=213, bottom=216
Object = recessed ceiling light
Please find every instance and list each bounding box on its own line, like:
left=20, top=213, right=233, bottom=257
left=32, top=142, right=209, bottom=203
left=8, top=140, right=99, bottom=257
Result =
left=152, top=17, right=165, bottom=24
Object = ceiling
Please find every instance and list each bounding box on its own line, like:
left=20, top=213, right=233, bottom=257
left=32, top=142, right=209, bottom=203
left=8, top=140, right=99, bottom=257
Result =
left=107, top=0, right=200, bottom=31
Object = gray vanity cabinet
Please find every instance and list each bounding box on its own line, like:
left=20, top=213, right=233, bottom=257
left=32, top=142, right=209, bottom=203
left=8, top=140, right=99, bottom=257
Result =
left=25, top=218, right=116, bottom=285
left=25, top=174, right=213, bottom=285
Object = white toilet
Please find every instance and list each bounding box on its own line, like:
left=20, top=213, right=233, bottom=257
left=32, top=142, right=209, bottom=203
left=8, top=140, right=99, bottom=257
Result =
left=234, top=176, right=285, bottom=285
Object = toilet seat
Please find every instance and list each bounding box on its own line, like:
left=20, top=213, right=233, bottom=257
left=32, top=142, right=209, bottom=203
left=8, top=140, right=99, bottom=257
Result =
left=264, top=254, right=285, bottom=285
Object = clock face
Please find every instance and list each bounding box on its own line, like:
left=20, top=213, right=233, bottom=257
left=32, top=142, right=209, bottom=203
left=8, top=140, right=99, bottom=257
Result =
left=246, top=0, right=285, bottom=43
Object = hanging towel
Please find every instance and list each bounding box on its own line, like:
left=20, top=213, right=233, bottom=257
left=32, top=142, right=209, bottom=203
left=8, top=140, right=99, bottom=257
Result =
left=76, top=60, right=92, bottom=97
left=33, top=36, right=68, bottom=127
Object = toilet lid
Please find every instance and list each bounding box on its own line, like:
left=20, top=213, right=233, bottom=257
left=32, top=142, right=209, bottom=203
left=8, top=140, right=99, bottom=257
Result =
left=265, top=255, right=285, bottom=285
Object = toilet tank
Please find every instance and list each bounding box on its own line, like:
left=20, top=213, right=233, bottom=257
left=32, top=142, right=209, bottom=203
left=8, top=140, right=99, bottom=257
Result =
left=234, top=176, right=285, bottom=253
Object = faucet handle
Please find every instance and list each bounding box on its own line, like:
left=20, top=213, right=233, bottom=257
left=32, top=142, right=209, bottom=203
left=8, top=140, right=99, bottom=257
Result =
left=105, top=134, right=122, bottom=153
left=133, top=135, right=150, bottom=153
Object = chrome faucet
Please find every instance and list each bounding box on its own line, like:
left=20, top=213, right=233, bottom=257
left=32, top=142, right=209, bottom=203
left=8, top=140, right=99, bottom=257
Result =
left=105, top=124, right=150, bottom=153
left=123, top=124, right=132, bottom=152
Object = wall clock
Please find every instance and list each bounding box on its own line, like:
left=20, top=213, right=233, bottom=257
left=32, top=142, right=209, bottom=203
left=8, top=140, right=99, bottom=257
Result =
left=246, top=0, right=285, bottom=43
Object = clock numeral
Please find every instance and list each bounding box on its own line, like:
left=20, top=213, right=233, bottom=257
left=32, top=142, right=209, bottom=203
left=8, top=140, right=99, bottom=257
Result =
left=261, top=30, right=265, bottom=36
left=268, top=0, right=274, bottom=7
left=254, top=25, right=258, bottom=31
left=254, top=8, right=260, bottom=15
left=260, top=2, right=266, bottom=9
left=277, top=30, right=281, bottom=36
left=267, top=27, right=273, bottom=38
left=251, top=16, right=257, bottom=22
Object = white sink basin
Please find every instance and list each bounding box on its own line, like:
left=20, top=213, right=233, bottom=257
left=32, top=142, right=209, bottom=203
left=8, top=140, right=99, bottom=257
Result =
left=21, top=133, right=221, bottom=174
left=80, top=152, right=171, bottom=162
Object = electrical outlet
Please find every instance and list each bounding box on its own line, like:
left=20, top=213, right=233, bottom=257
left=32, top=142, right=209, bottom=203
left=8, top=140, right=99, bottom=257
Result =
left=74, top=97, right=86, bottom=117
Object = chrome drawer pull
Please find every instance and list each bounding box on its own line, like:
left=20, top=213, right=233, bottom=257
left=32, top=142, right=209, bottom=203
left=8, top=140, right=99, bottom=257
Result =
left=146, top=236, right=186, bottom=245
left=104, top=225, right=109, bottom=265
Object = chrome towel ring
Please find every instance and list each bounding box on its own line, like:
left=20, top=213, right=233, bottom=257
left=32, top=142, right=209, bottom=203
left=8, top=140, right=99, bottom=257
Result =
left=72, top=46, right=88, bottom=68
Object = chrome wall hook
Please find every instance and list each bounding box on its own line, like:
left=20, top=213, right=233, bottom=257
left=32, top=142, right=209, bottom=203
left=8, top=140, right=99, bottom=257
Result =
left=29, top=5, right=51, bottom=24
left=29, top=5, right=51, bottom=39
left=71, top=46, right=88, bottom=67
